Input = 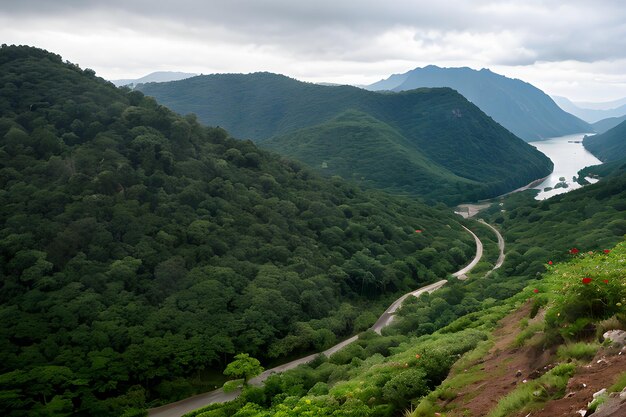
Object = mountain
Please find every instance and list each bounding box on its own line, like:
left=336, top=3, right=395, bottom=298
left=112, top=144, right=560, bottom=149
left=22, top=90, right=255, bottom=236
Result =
left=368, top=66, right=591, bottom=141
left=110, top=70, right=196, bottom=87
left=583, top=119, right=626, bottom=162
left=592, top=114, right=626, bottom=134
left=552, top=95, right=626, bottom=123
left=137, top=72, right=553, bottom=203
left=575, top=96, right=626, bottom=110
left=0, top=45, right=480, bottom=416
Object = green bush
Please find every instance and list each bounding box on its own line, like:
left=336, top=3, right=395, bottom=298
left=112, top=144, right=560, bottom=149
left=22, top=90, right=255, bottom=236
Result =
left=557, top=342, right=600, bottom=361
left=543, top=243, right=626, bottom=340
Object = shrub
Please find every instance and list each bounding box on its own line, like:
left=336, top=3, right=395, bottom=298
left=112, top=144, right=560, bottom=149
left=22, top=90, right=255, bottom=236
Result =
left=557, top=342, right=600, bottom=361
left=543, top=243, right=626, bottom=341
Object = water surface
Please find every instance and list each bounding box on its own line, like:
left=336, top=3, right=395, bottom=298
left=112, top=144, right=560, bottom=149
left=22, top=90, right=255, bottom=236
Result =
left=530, top=133, right=601, bottom=200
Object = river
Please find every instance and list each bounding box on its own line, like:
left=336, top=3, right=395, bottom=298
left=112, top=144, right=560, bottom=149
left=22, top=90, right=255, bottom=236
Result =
left=529, top=133, right=601, bottom=200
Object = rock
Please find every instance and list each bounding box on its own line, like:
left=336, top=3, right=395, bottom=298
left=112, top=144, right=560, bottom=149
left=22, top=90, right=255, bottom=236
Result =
left=593, top=388, right=607, bottom=399
left=603, top=330, right=626, bottom=347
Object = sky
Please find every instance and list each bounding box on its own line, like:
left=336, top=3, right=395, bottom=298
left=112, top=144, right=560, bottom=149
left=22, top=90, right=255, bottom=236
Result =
left=2, top=0, right=626, bottom=102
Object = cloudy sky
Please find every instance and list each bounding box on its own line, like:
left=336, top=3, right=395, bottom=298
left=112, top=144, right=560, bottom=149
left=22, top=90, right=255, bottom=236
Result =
left=2, top=0, right=626, bottom=101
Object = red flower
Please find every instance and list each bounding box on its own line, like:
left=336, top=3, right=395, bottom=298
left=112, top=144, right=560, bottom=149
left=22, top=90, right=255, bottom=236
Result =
left=582, top=277, right=592, bottom=284
left=533, top=289, right=539, bottom=293
left=548, top=261, right=553, bottom=265
left=415, top=229, right=422, bottom=233
left=603, top=279, right=609, bottom=284
left=569, top=248, right=580, bottom=255
left=604, top=249, right=611, bottom=254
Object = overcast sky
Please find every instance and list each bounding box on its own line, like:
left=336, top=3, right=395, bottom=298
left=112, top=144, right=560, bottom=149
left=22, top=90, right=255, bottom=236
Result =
left=2, top=0, right=626, bottom=101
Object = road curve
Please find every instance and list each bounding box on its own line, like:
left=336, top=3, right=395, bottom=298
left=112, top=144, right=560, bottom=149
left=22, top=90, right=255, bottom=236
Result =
left=148, top=224, right=484, bottom=417
left=452, top=226, right=482, bottom=280
left=478, top=220, right=505, bottom=270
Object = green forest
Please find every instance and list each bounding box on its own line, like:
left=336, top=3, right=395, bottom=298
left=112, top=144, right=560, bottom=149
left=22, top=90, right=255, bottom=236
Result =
left=583, top=119, right=626, bottom=162
left=182, top=199, right=626, bottom=417
left=0, top=45, right=482, bottom=416
left=138, top=72, right=553, bottom=203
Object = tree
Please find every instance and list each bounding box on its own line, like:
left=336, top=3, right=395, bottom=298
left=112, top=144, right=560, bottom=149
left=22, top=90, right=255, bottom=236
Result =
left=223, top=353, right=263, bottom=385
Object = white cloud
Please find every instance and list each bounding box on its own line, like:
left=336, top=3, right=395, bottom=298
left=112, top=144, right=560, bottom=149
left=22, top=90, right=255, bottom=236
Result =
left=1, top=0, right=626, bottom=101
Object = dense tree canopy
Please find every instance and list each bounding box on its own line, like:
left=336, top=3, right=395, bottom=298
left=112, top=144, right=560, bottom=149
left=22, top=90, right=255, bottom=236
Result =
left=138, top=72, right=553, bottom=203
left=0, top=45, right=476, bottom=416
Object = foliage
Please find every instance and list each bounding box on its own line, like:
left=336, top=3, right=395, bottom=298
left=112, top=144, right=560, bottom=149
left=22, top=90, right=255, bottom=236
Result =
left=138, top=72, right=553, bottom=203
left=201, top=329, right=487, bottom=417
left=541, top=243, right=626, bottom=341
left=224, top=354, right=263, bottom=384
left=556, top=342, right=600, bottom=361
left=0, top=45, right=476, bottom=416
left=485, top=166, right=626, bottom=278
left=583, top=119, right=626, bottom=162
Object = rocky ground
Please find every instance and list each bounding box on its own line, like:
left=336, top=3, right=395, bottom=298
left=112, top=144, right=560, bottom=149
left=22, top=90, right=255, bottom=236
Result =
left=438, top=302, right=626, bottom=416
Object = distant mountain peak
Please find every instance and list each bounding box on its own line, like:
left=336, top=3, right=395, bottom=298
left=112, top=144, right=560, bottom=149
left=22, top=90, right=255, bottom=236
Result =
left=110, top=70, right=197, bottom=87
left=367, top=66, right=590, bottom=141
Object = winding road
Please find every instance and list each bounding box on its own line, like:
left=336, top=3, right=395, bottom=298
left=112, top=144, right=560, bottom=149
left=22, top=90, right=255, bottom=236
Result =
left=148, top=224, right=492, bottom=417
left=479, top=219, right=505, bottom=270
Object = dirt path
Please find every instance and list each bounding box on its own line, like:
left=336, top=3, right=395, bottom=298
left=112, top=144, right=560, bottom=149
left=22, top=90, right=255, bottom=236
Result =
left=438, top=302, right=626, bottom=417
left=148, top=224, right=486, bottom=417
left=442, top=302, right=554, bottom=417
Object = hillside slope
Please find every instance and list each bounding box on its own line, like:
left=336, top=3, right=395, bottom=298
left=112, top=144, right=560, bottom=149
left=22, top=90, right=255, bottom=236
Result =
left=592, top=114, right=626, bottom=134
left=138, top=73, right=553, bottom=203
left=583, top=119, right=626, bottom=162
left=0, top=45, right=476, bottom=416
left=369, top=66, right=591, bottom=141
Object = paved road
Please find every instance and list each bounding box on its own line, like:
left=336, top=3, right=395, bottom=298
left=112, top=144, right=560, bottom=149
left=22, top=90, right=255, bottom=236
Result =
left=148, top=225, right=485, bottom=417
left=452, top=226, right=482, bottom=280
left=478, top=220, right=505, bottom=270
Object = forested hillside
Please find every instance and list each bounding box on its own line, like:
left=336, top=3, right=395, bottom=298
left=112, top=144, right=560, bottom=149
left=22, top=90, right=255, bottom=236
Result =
left=137, top=73, right=553, bottom=203
left=583, top=119, right=626, bottom=162
left=0, top=45, right=478, bottom=416
left=368, top=66, right=591, bottom=141
left=189, top=167, right=626, bottom=417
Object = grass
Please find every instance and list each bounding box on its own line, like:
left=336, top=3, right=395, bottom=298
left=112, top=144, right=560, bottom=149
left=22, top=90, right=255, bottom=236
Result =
left=609, top=371, right=626, bottom=393
left=512, top=322, right=543, bottom=347
left=486, top=363, right=576, bottom=417
left=556, top=342, right=600, bottom=361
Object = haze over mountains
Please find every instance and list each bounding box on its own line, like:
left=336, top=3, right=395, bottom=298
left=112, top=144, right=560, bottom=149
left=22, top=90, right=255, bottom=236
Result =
left=138, top=72, right=553, bottom=203
left=367, top=66, right=591, bottom=141
left=552, top=95, right=626, bottom=124
left=111, top=71, right=196, bottom=87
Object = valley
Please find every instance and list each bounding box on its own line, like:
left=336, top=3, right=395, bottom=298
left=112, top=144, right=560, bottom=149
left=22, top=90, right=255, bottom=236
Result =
left=1, top=23, right=626, bottom=417
left=148, top=224, right=496, bottom=417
